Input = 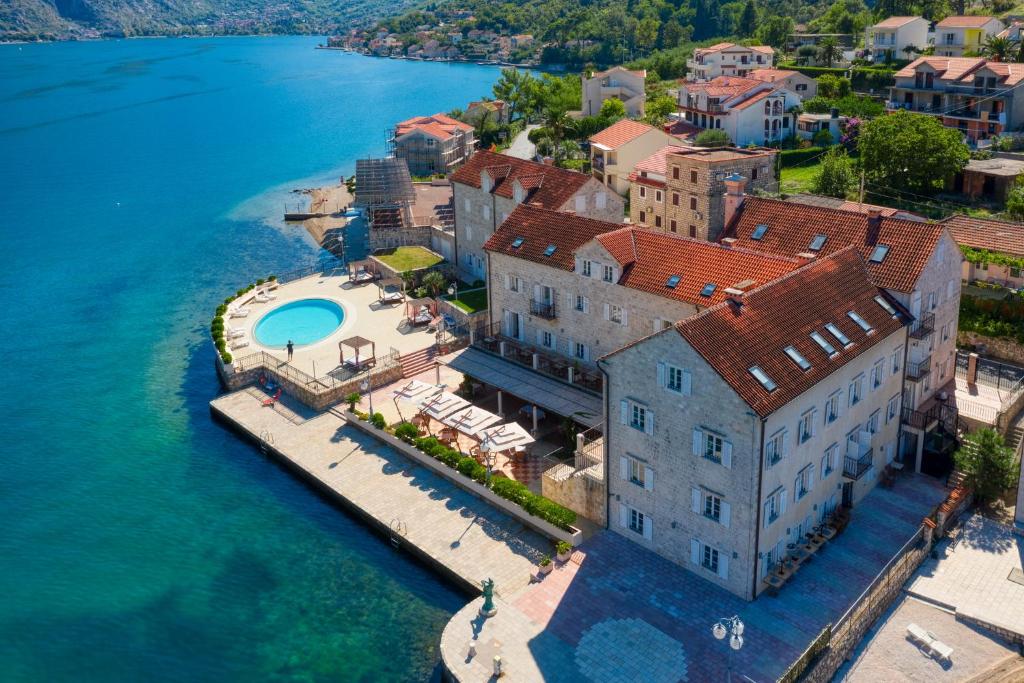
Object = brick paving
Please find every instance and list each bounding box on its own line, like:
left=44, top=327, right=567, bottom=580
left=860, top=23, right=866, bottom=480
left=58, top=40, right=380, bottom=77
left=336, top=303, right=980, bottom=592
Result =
left=907, top=514, right=1024, bottom=637
left=442, top=474, right=948, bottom=682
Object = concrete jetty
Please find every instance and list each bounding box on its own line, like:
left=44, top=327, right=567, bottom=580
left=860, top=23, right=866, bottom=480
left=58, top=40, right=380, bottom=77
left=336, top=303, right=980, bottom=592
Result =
left=210, top=388, right=551, bottom=596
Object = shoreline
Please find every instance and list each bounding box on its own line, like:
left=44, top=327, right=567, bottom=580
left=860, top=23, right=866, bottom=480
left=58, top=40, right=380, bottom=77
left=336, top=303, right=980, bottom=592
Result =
left=292, top=182, right=352, bottom=247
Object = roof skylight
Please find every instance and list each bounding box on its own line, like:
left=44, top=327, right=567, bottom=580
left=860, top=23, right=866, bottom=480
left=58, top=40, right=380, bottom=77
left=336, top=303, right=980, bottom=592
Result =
left=825, top=323, right=852, bottom=347
left=751, top=224, right=769, bottom=240
left=874, top=295, right=897, bottom=316
left=847, top=310, right=874, bottom=334
left=666, top=274, right=681, bottom=289
left=810, top=331, right=838, bottom=358
left=700, top=283, right=717, bottom=297
left=809, top=234, right=827, bottom=251
left=785, top=345, right=812, bottom=371
left=511, top=237, right=525, bottom=249
left=749, top=365, right=778, bottom=392
left=869, top=244, right=890, bottom=263
left=543, top=244, right=557, bottom=257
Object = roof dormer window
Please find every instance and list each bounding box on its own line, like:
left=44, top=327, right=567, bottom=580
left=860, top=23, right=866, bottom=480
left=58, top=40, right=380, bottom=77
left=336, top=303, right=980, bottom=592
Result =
left=511, top=237, right=525, bottom=249
left=825, top=323, right=852, bottom=348
left=869, top=244, right=890, bottom=263
left=543, top=244, right=557, bottom=257
left=809, top=234, right=827, bottom=251
left=751, top=224, right=768, bottom=240
left=749, top=365, right=778, bottom=392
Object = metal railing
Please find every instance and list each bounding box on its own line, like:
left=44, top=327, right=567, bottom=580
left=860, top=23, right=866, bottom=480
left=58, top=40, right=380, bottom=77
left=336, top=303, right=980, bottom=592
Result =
left=843, top=448, right=873, bottom=479
left=529, top=300, right=557, bottom=319
left=906, top=355, right=932, bottom=381
left=231, top=347, right=401, bottom=395
left=907, top=312, right=934, bottom=339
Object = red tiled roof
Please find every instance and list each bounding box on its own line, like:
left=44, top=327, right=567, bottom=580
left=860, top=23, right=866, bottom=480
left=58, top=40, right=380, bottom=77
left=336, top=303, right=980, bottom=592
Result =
left=977, top=61, right=1024, bottom=86
left=894, top=56, right=984, bottom=80
left=680, top=76, right=764, bottom=100
left=696, top=42, right=774, bottom=55
left=936, top=15, right=998, bottom=28
left=942, top=214, right=1024, bottom=258
left=631, top=145, right=692, bottom=177
left=731, top=89, right=774, bottom=110
left=663, top=120, right=702, bottom=139
left=723, top=196, right=948, bottom=293
left=874, top=16, right=921, bottom=29
left=597, top=228, right=800, bottom=306
left=676, top=248, right=904, bottom=417
left=589, top=119, right=659, bottom=149
left=394, top=113, right=473, bottom=140
left=450, top=150, right=591, bottom=209
left=747, top=69, right=799, bottom=83
left=483, top=204, right=620, bottom=271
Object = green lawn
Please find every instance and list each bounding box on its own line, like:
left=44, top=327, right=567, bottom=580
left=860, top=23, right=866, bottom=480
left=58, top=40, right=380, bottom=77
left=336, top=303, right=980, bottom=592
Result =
left=373, top=246, right=444, bottom=272
left=446, top=287, right=488, bottom=313
left=780, top=163, right=821, bottom=195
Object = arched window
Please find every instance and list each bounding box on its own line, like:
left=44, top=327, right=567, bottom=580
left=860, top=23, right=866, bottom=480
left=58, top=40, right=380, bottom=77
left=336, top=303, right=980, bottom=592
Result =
left=764, top=119, right=770, bottom=131
left=773, top=100, right=783, bottom=116
left=764, top=101, right=772, bottom=115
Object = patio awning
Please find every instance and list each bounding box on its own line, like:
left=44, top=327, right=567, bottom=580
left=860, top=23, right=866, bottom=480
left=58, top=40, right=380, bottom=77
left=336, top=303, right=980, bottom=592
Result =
left=441, top=406, right=503, bottom=437
left=392, top=379, right=442, bottom=404
left=419, top=391, right=471, bottom=420
left=478, top=422, right=535, bottom=452
left=446, top=348, right=602, bottom=428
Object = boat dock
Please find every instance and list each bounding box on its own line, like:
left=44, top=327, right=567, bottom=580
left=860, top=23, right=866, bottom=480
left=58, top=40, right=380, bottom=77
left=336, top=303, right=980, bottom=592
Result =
left=210, top=388, right=550, bottom=597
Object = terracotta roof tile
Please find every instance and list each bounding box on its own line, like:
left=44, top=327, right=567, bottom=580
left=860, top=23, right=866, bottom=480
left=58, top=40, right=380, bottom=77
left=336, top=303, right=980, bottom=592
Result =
left=597, top=228, right=800, bottom=306
left=681, top=76, right=765, bottom=99
left=724, top=196, right=947, bottom=293
left=483, top=204, right=619, bottom=271
left=676, top=248, right=905, bottom=416
left=936, top=15, right=998, bottom=28
left=451, top=150, right=591, bottom=209
left=747, top=69, right=799, bottom=83
left=394, top=113, right=473, bottom=140
left=631, top=145, right=692, bottom=176
left=589, top=119, right=659, bottom=149
left=942, top=214, right=1024, bottom=258
left=894, top=56, right=984, bottom=80
left=874, top=16, right=921, bottom=29
left=731, top=89, right=774, bottom=110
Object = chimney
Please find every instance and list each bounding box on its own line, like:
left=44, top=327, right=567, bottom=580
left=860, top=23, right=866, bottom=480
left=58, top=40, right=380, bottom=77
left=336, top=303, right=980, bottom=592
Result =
left=727, top=296, right=744, bottom=315
left=723, top=173, right=747, bottom=229
left=866, top=208, right=882, bottom=245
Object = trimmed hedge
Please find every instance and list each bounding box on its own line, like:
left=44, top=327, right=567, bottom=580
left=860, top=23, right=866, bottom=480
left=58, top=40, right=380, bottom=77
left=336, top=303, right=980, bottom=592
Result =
left=776, top=62, right=896, bottom=91
left=407, top=429, right=577, bottom=530
left=780, top=147, right=826, bottom=167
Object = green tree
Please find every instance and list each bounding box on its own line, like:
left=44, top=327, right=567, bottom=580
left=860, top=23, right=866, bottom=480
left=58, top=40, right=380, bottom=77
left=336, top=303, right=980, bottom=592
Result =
left=492, top=68, right=537, bottom=123
left=812, top=146, right=853, bottom=198
left=644, top=95, right=677, bottom=126
left=1006, top=178, right=1024, bottom=219
left=817, top=36, right=844, bottom=68
left=738, top=0, right=758, bottom=37
left=954, top=428, right=1017, bottom=505
left=694, top=129, right=731, bottom=147
left=859, top=110, right=969, bottom=195
left=755, top=16, right=794, bottom=49
left=817, top=74, right=851, bottom=99
left=637, top=17, right=659, bottom=53
left=599, top=97, right=626, bottom=121
left=796, top=44, right=818, bottom=66
left=422, top=270, right=445, bottom=297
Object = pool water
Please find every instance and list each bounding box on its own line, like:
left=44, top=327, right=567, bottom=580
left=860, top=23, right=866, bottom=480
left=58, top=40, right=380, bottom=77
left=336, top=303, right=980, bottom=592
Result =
left=254, top=298, right=345, bottom=347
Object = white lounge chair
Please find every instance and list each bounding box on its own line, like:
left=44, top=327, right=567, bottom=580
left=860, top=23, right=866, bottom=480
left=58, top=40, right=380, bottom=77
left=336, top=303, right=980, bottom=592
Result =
left=225, top=326, right=245, bottom=340
left=258, top=288, right=277, bottom=300
left=255, top=293, right=271, bottom=303
left=906, top=623, right=931, bottom=648
left=231, top=339, right=249, bottom=350
left=229, top=307, right=250, bottom=318
left=931, top=639, right=953, bottom=662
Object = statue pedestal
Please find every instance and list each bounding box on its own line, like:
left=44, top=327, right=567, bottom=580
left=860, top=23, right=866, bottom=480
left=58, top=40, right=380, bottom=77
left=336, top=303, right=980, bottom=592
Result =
left=479, top=604, right=498, bottom=617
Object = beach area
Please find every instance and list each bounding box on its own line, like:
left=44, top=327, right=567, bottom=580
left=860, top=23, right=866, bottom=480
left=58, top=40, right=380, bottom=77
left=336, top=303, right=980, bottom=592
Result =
left=294, top=181, right=353, bottom=246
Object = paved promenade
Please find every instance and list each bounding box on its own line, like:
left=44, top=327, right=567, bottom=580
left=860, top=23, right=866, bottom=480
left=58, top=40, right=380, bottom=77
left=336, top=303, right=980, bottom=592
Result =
left=441, top=474, right=948, bottom=682
left=210, top=389, right=550, bottom=596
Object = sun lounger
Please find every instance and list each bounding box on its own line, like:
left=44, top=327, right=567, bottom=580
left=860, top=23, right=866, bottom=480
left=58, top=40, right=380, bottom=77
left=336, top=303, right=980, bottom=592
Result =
left=229, top=307, right=250, bottom=318
left=381, top=291, right=403, bottom=304
left=258, top=289, right=277, bottom=300
left=262, top=387, right=282, bottom=407
left=931, top=640, right=953, bottom=662
left=255, top=293, right=272, bottom=303
left=231, top=339, right=249, bottom=350
left=225, top=326, right=245, bottom=340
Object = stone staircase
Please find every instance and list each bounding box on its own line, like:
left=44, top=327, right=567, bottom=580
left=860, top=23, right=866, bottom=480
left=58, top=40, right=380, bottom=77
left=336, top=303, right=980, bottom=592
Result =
left=1007, top=411, right=1024, bottom=456
left=400, top=346, right=438, bottom=378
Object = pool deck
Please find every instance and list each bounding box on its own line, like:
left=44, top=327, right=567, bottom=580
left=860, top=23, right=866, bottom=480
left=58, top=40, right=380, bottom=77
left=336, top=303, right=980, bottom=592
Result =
left=210, top=387, right=552, bottom=598
left=227, top=272, right=438, bottom=377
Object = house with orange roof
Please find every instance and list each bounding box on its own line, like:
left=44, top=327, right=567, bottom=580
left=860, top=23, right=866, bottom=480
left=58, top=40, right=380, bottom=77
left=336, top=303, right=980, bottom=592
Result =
left=390, top=113, right=475, bottom=177
left=888, top=56, right=1024, bottom=143
left=868, top=16, right=929, bottom=62
left=582, top=66, right=647, bottom=118
left=686, top=43, right=775, bottom=81
left=934, top=15, right=1004, bottom=57
left=588, top=119, right=682, bottom=196
left=941, top=214, right=1024, bottom=288
left=464, top=99, right=508, bottom=125
left=748, top=68, right=817, bottom=98
left=676, top=75, right=803, bottom=146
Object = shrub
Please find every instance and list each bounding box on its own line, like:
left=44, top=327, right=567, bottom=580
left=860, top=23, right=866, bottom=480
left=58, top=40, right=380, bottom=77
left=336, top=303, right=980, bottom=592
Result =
left=812, top=129, right=834, bottom=147
left=268, top=275, right=277, bottom=281
left=215, top=338, right=226, bottom=352
left=220, top=351, right=232, bottom=363
left=224, top=297, right=234, bottom=305
left=256, top=278, right=265, bottom=286
left=216, top=304, right=227, bottom=316
left=344, top=392, right=361, bottom=411
left=414, top=436, right=441, bottom=454
left=394, top=422, right=419, bottom=443
left=236, top=289, right=245, bottom=298
left=435, top=447, right=461, bottom=468
left=539, top=555, right=552, bottom=567
left=694, top=129, right=732, bottom=147
left=556, top=540, right=572, bottom=555
left=211, top=316, right=224, bottom=328
left=491, top=476, right=532, bottom=506
left=780, top=147, right=825, bottom=167
left=370, top=412, right=386, bottom=429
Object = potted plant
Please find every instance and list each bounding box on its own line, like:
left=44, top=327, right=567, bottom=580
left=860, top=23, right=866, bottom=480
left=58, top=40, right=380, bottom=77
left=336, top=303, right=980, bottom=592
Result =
left=555, top=541, right=573, bottom=563
left=538, top=555, right=553, bottom=575
left=344, top=392, right=361, bottom=412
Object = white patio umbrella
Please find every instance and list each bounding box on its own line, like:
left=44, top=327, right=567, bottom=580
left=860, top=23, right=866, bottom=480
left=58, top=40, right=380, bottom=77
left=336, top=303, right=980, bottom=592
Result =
left=477, top=421, right=535, bottom=453
left=441, top=406, right=503, bottom=437
left=418, top=391, right=471, bottom=421
left=392, top=379, right=442, bottom=404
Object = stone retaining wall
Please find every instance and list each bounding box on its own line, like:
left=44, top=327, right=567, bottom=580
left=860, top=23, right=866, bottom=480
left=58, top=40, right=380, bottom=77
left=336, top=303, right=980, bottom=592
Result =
left=958, top=331, right=1024, bottom=366
left=542, top=466, right=606, bottom=526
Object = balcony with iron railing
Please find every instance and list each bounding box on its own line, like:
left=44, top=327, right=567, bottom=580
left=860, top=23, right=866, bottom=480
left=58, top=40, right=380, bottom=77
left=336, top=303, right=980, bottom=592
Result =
left=530, top=299, right=557, bottom=319
left=843, top=448, right=873, bottom=480
left=908, top=312, right=934, bottom=340
left=906, top=355, right=932, bottom=381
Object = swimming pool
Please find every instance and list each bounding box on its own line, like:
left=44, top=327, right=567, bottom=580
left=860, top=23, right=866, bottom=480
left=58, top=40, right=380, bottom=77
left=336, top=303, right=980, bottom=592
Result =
left=254, top=298, right=345, bottom=347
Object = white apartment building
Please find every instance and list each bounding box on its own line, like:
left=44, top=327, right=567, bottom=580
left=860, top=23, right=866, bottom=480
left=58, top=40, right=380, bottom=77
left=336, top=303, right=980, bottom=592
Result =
left=676, top=76, right=803, bottom=146
left=934, top=16, right=1005, bottom=57
left=582, top=66, right=647, bottom=118
left=723, top=194, right=963, bottom=474
left=601, top=248, right=908, bottom=599
left=686, top=43, right=775, bottom=81
left=589, top=119, right=682, bottom=196
left=868, top=16, right=929, bottom=62
left=449, top=150, right=623, bottom=282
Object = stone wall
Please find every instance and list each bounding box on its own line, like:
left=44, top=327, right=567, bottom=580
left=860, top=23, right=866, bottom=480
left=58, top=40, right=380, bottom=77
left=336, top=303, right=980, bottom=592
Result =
left=542, top=466, right=607, bottom=526
left=958, top=330, right=1024, bottom=366
left=368, top=225, right=433, bottom=252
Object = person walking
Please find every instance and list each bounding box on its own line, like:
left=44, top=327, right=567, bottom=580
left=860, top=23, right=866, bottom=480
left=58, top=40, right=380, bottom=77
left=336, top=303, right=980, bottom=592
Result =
left=286, top=340, right=294, bottom=361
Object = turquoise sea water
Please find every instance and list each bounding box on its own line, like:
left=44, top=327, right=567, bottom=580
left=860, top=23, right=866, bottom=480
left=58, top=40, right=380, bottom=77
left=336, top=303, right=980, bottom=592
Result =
left=254, top=299, right=345, bottom=347
left=0, top=36, right=502, bottom=681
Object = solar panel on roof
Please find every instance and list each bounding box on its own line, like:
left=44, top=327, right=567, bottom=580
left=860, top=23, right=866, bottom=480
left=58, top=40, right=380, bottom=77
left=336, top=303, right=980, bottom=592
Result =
left=700, top=283, right=717, bottom=297
left=869, top=244, right=890, bottom=263
left=751, top=224, right=769, bottom=240
left=809, top=234, right=827, bottom=251
left=666, top=275, right=681, bottom=289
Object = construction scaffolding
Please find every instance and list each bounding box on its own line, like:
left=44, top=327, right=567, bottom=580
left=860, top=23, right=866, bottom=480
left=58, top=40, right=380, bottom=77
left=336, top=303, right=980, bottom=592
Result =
left=354, top=157, right=416, bottom=231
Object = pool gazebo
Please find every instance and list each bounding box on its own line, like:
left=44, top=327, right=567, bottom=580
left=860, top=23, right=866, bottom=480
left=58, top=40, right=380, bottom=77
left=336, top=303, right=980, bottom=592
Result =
left=339, top=335, right=376, bottom=370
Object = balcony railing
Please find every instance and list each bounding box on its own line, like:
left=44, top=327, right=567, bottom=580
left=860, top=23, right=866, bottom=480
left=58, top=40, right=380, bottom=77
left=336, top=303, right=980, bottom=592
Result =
left=530, top=299, right=557, bottom=319
left=908, top=312, right=934, bottom=340
left=906, top=355, right=932, bottom=381
left=591, top=155, right=605, bottom=171
left=472, top=322, right=602, bottom=395
left=843, top=448, right=873, bottom=480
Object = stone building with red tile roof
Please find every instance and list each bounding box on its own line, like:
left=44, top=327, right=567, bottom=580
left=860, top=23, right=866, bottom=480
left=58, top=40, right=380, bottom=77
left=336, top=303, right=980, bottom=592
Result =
left=600, top=247, right=909, bottom=599
left=390, top=113, right=475, bottom=177
left=676, top=75, right=803, bottom=146
left=450, top=150, right=623, bottom=281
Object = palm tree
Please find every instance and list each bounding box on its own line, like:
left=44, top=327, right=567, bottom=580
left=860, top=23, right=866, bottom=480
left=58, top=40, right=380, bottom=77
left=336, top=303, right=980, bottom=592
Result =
left=982, top=35, right=1014, bottom=62
left=817, top=36, right=844, bottom=68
